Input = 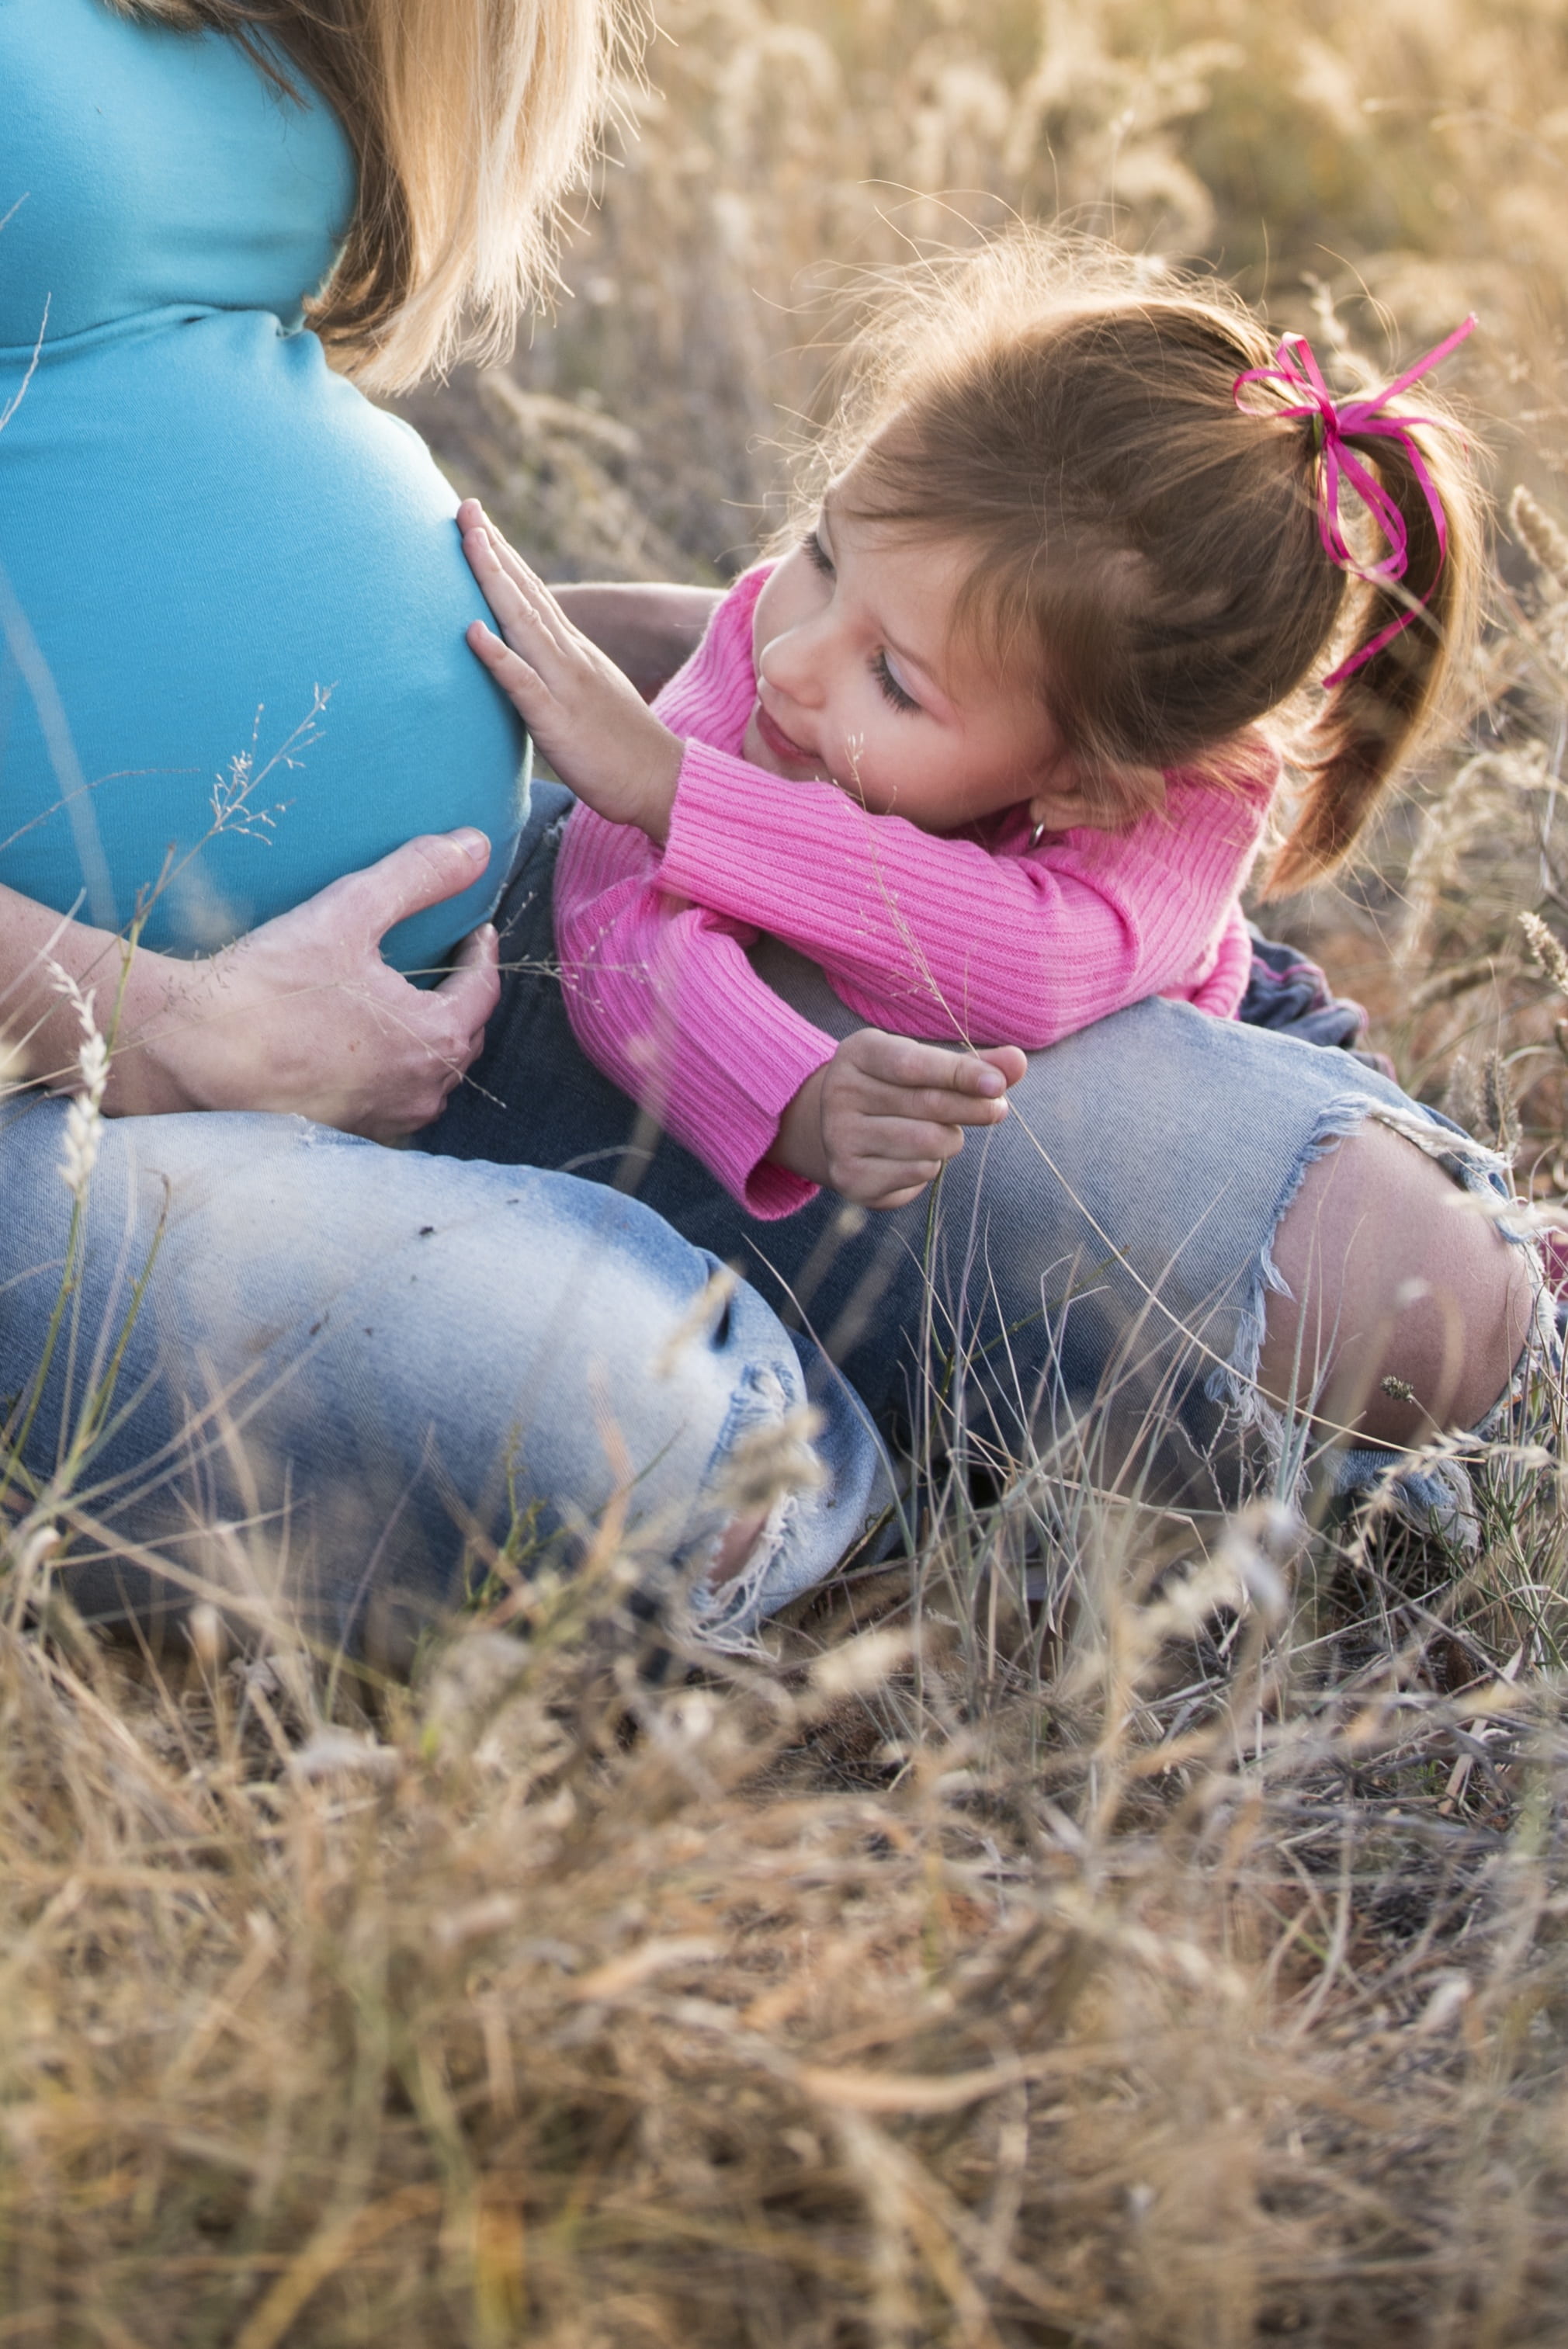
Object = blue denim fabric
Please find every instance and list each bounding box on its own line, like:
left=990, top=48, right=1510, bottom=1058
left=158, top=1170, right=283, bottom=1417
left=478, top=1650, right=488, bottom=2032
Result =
left=0, top=1092, right=890, bottom=1652
left=1240, top=928, right=1368, bottom=1051
left=421, top=785, right=1524, bottom=1518
left=1241, top=926, right=1396, bottom=1080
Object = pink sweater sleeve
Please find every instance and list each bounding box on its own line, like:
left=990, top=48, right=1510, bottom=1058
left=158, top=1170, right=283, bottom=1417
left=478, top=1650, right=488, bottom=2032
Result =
left=1189, top=904, right=1255, bottom=1018
left=553, top=804, right=837, bottom=1219
left=657, top=742, right=1276, bottom=1050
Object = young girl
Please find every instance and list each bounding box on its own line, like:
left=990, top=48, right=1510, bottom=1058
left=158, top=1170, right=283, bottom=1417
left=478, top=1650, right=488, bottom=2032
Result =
left=461, top=238, right=1480, bottom=1220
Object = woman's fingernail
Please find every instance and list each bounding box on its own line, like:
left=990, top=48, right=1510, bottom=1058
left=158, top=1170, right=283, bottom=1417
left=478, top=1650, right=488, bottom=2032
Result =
left=453, top=828, right=490, bottom=860
left=977, top=1068, right=1005, bottom=1094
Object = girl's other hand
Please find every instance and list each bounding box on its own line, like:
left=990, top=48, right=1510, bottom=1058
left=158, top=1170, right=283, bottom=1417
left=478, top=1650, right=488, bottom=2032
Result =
left=113, top=831, right=501, bottom=1141
left=773, top=1029, right=1027, bottom=1209
left=459, top=501, right=685, bottom=842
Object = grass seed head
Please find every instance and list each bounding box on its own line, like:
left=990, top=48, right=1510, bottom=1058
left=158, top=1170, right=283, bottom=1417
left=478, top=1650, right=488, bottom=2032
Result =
left=1510, top=484, right=1568, bottom=593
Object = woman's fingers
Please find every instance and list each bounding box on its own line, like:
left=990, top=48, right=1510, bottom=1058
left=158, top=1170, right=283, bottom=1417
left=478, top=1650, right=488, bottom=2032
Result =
left=139, top=828, right=511, bottom=1142
left=435, top=920, right=501, bottom=1046
left=335, top=828, right=494, bottom=949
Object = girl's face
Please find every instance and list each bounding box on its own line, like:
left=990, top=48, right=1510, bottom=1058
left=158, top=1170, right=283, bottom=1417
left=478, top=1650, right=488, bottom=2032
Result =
left=741, top=486, right=1088, bottom=834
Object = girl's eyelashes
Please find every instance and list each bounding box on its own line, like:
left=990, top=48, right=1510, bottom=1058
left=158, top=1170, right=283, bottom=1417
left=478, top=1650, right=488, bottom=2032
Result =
left=872, top=651, right=921, bottom=713
left=794, top=526, right=919, bottom=713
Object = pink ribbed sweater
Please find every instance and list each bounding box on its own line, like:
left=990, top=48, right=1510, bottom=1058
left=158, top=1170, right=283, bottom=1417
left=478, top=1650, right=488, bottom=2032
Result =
left=555, top=564, right=1276, bottom=1218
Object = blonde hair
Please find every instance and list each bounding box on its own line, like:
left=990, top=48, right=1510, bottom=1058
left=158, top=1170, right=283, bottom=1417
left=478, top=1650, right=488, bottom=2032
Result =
left=106, top=0, right=633, bottom=391
left=816, top=236, right=1484, bottom=897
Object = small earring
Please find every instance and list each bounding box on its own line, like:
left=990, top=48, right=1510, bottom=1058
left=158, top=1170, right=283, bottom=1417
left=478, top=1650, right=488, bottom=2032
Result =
left=1029, top=818, right=1047, bottom=848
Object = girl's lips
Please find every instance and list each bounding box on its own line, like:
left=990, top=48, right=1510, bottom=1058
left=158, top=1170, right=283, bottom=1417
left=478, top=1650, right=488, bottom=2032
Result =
left=752, top=699, right=819, bottom=769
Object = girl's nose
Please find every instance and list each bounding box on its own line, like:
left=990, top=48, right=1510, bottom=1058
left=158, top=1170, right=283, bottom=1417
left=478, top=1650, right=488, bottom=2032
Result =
left=757, top=620, right=826, bottom=708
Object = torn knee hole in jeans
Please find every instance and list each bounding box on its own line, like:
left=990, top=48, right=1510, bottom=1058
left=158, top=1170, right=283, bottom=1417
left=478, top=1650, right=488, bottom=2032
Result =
left=1208, top=1095, right=1557, bottom=1540
left=685, top=1366, right=830, bottom=1653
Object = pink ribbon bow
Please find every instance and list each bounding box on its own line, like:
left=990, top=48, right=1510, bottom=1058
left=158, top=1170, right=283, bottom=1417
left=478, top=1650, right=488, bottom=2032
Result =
left=1232, top=314, right=1476, bottom=687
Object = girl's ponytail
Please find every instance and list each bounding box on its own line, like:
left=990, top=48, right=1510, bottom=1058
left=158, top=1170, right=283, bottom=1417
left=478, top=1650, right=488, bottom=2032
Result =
left=1240, top=324, right=1484, bottom=899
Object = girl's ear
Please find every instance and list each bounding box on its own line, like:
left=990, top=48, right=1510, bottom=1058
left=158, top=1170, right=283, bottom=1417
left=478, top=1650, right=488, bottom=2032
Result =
left=1026, top=741, right=1094, bottom=833
left=1028, top=756, right=1164, bottom=835
left=1026, top=779, right=1097, bottom=832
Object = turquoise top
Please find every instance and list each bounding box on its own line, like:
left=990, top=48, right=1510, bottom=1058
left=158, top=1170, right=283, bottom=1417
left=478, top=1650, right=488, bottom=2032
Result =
left=0, top=0, right=529, bottom=970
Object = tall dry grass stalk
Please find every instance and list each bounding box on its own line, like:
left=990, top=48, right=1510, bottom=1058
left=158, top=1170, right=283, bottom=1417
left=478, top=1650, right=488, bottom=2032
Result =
left=398, top=0, right=1568, bottom=574
left=3, top=1466, right=1568, bottom=2342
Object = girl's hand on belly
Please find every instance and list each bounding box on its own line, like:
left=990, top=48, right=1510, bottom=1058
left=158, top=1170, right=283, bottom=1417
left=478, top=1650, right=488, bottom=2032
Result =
left=113, top=832, right=501, bottom=1140
left=550, top=580, right=721, bottom=703
left=460, top=505, right=685, bottom=842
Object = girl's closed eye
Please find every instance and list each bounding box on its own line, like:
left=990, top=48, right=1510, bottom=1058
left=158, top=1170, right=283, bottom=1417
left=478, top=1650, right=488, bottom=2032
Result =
left=872, top=650, right=921, bottom=713
left=803, top=527, right=834, bottom=577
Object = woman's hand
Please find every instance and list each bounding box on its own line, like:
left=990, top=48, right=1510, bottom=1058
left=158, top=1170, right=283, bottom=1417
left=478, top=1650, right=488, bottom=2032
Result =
left=103, top=831, right=501, bottom=1140
left=772, top=1030, right=1027, bottom=1209
left=460, top=501, right=685, bottom=842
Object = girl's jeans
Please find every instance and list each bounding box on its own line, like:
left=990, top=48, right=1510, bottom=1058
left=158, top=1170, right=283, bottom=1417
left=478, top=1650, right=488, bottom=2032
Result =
left=0, top=1093, right=890, bottom=1655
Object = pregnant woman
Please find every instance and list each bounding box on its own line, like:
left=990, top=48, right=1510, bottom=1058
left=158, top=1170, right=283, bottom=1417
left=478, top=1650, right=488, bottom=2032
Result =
left=0, top=0, right=888, bottom=1653
left=0, top=0, right=1543, bottom=1655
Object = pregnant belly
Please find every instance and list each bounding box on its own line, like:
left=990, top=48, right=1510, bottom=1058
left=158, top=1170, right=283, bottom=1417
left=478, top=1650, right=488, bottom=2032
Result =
left=0, top=308, right=529, bottom=972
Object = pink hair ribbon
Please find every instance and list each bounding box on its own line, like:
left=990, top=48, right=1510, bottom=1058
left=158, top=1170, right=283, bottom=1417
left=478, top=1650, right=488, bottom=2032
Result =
left=1232, top=314, right=1476, bottom=687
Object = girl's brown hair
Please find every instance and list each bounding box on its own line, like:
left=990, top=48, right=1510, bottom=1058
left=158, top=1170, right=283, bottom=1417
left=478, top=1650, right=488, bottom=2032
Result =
left=823, top=238, right=1483, bottom=895
left=105, top=0, right=634, bottom=392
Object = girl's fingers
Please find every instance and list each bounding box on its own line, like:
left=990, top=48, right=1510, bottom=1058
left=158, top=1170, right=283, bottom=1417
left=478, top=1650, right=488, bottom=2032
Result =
left=463, top=529, right=570, bottom=658
left=466, top=621, right=548, bottom=706
left=460, top=507, right=592, bottom=664
left=485, top=535, right=577, bottom=653
left=843, top=1030, right=1013, bottom=1098
left=946, top=1053, right=1015, bottom=1095
left=464, top=529, right=543, bottom=628
left=488, top=522, right=548, bottom=603
left=463, top=521, right=608, bottom=689
left=980, top=1045, right=1029, bottom=1088
left=459, top=501, right=539, bottom=599
left=932, top=1088, right=1008, bottom=1128
left=852, top=1118, right=967, bottom=1165
left=856, top=1081, right=1009, bottom=1128
left=852, top=1161, right=948, bottom=1205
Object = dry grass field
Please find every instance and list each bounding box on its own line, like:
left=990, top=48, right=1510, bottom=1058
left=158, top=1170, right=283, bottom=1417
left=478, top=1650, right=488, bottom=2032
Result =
left=10, top=1, right=1568, bottom=2340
